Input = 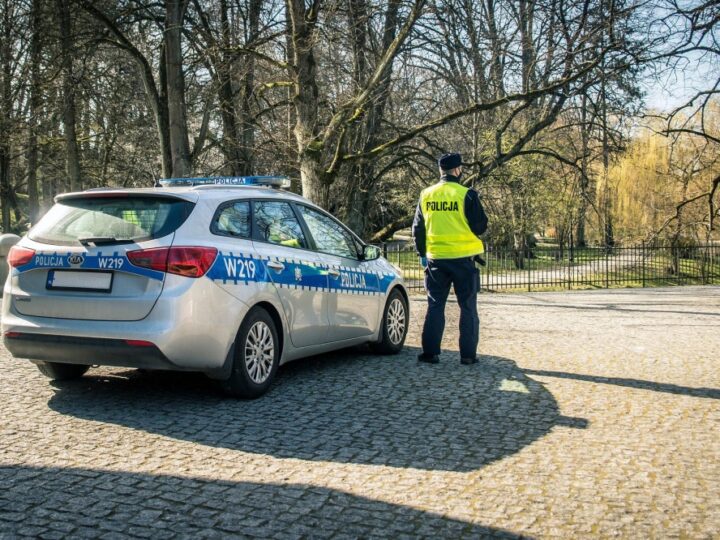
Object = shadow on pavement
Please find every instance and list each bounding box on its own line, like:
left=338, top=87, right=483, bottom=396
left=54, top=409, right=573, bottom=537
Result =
left=524, top=368, right=720, bottom=400
left=48, top=348, right=586, bottom=472
left=0, top=465, right=529, bottom=538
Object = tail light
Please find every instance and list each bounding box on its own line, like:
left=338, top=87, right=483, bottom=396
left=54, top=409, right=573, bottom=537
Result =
left=125, top=339, right=155, bottom=347
left=127, top=247, right=168, bottom=272
left=128, top=247, right=217, bottom=278
left=7, top=246, right=35, bottom=268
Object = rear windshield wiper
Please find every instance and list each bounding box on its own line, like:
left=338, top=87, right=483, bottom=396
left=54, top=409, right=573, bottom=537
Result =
left=78, top=237, right=134, bottom=246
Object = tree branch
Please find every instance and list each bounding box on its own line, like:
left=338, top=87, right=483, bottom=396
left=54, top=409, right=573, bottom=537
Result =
left=651, top=173, right=720, bottom=239
left=321, top=0, right=427, bottom=150
left=369, top=216, right=414, bottom=243
left=222, top=46, right=290, bottom=70
left=664, top=128, right=720, bottom=146
left=341, top=52, right=603, bottom=163
left=75, top=1, right=162, bottom=121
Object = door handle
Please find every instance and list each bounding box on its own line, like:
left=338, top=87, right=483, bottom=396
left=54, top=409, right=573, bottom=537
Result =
left=327, top=268, right=340, bottom=278
left=267, top=261, right=285, bottom=271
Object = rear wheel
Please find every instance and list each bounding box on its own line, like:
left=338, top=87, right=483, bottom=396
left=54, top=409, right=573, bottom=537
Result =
left=371, top=288, right=408, bottom=355
left=36, top=362, right=89, bottom=381
left=222, top=307, right=280, bottom=399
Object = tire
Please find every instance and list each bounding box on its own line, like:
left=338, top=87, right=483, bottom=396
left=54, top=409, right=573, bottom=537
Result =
left=371, top=288, right=408, bottom=355
left=222, top=307, right=280, bottom=399
left=36, top=362, right=89, bottom=381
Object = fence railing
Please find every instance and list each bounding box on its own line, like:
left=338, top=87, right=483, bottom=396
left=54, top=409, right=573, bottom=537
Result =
left=382, top=244, right=720, bottom=293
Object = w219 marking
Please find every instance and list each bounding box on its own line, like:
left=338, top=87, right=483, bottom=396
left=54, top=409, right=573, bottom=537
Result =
left=97, top=257, right=124, bottom=269
left=223, top=257, right=257, bottom=279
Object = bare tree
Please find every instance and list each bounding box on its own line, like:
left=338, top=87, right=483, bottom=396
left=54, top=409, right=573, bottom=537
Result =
left=0, top=0, right=27, bottom=232
left=650, top=0, right=720, bottom=238
left=57, top=0, right=82, bottom=191
left=191, top=0, right=266, bottom=175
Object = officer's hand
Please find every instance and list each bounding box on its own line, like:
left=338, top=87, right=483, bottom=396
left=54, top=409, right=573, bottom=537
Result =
left=420, top=256, right=427, bottom=268
left=473, top=255, right=486, bottom=267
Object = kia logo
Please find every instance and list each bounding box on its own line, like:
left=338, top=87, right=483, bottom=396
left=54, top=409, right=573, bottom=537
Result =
left=68, top=254, right=85, bottom=265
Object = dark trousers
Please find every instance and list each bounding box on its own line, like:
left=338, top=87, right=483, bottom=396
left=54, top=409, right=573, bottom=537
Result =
left=421, top=257, right=480, bottom=359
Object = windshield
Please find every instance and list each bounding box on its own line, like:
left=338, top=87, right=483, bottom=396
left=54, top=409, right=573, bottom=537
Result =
left=29, top=196, right=195, bottom=246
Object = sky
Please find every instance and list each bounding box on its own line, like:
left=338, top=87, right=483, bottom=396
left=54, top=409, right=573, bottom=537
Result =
left=640, top=5, right=719, bottom=113
left=643, top=61, right=718, bottom=112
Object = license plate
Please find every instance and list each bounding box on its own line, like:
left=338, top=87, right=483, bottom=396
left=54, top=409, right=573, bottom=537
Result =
left=47, top=270, right=113, bottom=292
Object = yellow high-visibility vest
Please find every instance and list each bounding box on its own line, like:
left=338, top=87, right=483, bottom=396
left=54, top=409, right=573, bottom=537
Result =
left=420, top=181, right=485, bottom=259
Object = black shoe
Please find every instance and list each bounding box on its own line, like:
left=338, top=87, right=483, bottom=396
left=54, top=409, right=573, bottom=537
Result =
left=417, top=353, right=440, bottom=364
left=460, top=357, right=478, bottom=365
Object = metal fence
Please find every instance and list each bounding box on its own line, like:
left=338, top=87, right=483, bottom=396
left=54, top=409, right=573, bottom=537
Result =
left=382, top=244, right=720, bottom=293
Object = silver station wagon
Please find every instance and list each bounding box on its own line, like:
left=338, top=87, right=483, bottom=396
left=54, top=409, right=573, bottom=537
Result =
left=2, top=176, right=409, bottom=398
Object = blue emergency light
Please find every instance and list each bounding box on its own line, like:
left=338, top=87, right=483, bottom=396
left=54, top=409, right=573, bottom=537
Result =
left=158, top=176, right=291, bottom=189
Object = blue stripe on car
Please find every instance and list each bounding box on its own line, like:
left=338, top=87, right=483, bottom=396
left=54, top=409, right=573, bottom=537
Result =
left=13, top=251, right=165, bottom=281
left=207, top=252, right=396, bottom=295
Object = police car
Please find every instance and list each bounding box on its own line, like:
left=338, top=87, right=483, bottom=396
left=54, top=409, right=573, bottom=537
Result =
left=1, top=176, right=409, bottom=398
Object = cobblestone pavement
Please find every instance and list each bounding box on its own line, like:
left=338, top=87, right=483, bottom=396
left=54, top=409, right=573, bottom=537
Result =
left=1, top=286, right=719, bottom=538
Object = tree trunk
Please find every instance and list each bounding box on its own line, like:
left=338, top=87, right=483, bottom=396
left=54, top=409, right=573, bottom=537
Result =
left=345, top=162, right=376, bottom=236
left=299, top=155, right=327, bottom=205
left=600, top=66, right=614, bottom=249
left=25, top=0, right=42, bottom=222
left=0, top=0, right=14, bottom=231
left=164, top=0, right=191, bottom=177
left=348, top=0, right=368, bottom=87
left=41, top=81, right=56, bottom=210
left=286, top=0, right=325, bottom=204
left=239, top=0, right=262, bottom=175
left=344, top=0, right=400, bottom=235
left=157, top=44, right=172, bottom=178
left=576, top=95, right=590, bottom=247
left=216, top=0, right=243, bottom=175
left=485, top=0, right=505, bottom=99
left=57, top=0, right=82, bottom=191
left=0, top=149, right=11, bottom=233
left=511, top=189, right=528, bottom=269
left=518, top=0, right=536, bottom=94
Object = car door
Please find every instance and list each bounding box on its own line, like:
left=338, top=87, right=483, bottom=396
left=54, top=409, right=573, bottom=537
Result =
left=296, top=204, right=381, bottom=341
left=251, top=200, right=329, bottom=347
left=205, top=197, right=276, bottom=309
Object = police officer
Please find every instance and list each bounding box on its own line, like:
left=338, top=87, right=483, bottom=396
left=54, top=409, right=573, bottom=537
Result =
left=412, top=153, right=488, bottom=365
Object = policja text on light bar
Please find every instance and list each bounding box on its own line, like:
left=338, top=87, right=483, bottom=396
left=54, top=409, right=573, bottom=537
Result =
left=158, top=176, right=291, bottom=188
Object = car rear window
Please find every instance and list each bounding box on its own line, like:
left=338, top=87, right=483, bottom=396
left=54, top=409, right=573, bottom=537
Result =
left=29, top=196, right=195, bottom=246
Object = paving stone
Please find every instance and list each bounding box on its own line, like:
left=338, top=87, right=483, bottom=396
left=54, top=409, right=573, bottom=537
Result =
left=0, top=286, right=718, bottom=538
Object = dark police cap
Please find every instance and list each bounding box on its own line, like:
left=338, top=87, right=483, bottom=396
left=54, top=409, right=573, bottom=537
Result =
left=438, top=153, right=463, bottom=170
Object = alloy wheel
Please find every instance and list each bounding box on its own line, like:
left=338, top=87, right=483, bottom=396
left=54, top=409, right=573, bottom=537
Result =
left=387, top=297, right=406, bottom=345
left=244, top=321, right=275, bottom=384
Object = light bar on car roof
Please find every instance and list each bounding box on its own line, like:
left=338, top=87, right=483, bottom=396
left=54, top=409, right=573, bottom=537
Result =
left=158, top=176, right=291, bottom=189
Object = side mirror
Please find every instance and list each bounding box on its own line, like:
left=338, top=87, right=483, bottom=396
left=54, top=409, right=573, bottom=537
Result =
left=362, top=245, right=381, bottom=261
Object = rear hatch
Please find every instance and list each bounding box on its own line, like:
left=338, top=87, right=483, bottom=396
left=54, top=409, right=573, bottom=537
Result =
left=11, top=192, right=196, bottom=321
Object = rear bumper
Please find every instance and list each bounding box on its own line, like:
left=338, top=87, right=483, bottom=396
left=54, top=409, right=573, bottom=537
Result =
left=3, top=333, right=183, bottom=371
left=1, top=274, right=250, bottom=373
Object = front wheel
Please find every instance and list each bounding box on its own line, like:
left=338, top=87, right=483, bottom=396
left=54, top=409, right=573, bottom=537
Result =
left=371, top=289, right=408, bottom=355
left=36, top=362, right=89, bottom=381
left=222, top=307, right=280, bottom=399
